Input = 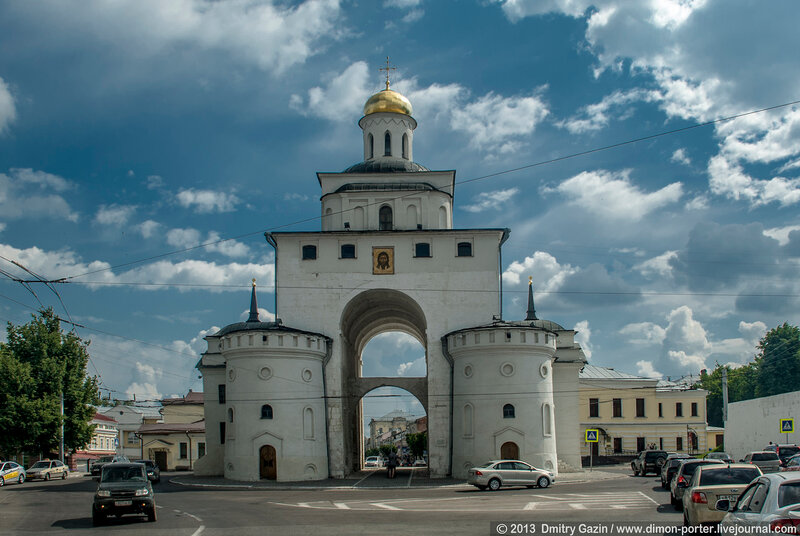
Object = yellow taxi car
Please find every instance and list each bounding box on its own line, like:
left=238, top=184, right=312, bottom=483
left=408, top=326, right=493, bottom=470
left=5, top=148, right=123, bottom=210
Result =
left=26, top=459, right=69, bottom=481
left=0, top=461, right=26, bottom=486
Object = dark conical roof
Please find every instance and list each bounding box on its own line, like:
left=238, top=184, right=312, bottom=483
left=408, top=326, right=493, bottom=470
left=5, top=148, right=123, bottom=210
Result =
left=525, top=277, right=538, bottom=321
left=247, top=279, right=259, bottom=323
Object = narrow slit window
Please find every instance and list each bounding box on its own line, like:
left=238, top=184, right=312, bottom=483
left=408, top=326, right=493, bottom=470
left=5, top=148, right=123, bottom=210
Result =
left=368, top=133, right=374, bottom=159
left=384, top=132, right=391, bottom=156
left=261, top=404, right=273, bottom=419
left=402, top=133, right=408, bottom=159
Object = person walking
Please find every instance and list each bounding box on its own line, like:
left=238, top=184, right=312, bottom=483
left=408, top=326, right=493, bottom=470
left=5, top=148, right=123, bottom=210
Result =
left=387, top=450, right=398, bottom=479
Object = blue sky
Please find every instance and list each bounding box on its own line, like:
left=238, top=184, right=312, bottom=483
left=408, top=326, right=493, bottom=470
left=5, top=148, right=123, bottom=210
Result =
left=1, top=1, right=799, bottom=421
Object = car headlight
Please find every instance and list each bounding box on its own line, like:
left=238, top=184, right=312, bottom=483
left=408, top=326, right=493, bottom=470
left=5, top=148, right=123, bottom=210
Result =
left=135, top=488, right=150, bottom=496
left=96, top=490, right=111, bottom=497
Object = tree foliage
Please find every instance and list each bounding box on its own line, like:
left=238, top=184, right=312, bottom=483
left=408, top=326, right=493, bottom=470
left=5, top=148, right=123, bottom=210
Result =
left=378, top=443, right=397, bottom=457
left=0, top=309, right=100, bottom=457
left=406, top=431, right=427, bottom=459
left=697, top=322, right=799, bottom=427
left=365, top=447, right=380, bottom=458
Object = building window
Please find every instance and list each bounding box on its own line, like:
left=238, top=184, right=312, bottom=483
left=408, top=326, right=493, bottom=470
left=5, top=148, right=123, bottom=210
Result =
left=676, top=402, right=683, bottom=417
left=414, top=242, right=431, bottom=258
left=636, top=398, right=645, bottom=417
left=637, top=437, right=645, bottom=452
left=303, top=407, right=314, bottom=439
left=613, top=438, right=622, bottom=453
left=198, top=442, right=206, bottom=458
left=658, top=402, right=663, bottom=418
left=463, top=404, right=474, bottom=438
left=402, top=133, right=408, bottom=159
left=659, top=437, right=664, bottom=449
left=384, top=131, right=391, bottom=156
left=676, top=436, right=683, bottom=451
left=228, top=408, right=234, bottom=423
left=543, top=403, right=552, bottom=436
left=302, top=245, right=317, bottom=260
left=218, top=384, right=226, bottom=404
left=180, top=442, right=188, bottom=459
left=379, top=205, right=393, bottom=231
left=613, top=398, right=622, bottom=418
left=503, top=404, right=515, bottom=419
left=341, top=244, right=356, bottom=258
left=691, top=402, right=698, bottom=417
left=457, top=241, right=472, bottom=257
left=368, top=133, right=374, bottom=159
left=589, top=398, right=599, bottom=418
left=261, top=404, right=273, bottom=419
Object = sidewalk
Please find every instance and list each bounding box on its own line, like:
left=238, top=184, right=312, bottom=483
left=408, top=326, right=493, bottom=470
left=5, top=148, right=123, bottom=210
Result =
left=170, top=465, right=627, bottom=491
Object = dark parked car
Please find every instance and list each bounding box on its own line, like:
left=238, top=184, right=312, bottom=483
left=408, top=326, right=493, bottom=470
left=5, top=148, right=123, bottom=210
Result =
left=765, top=444, right=800, bottom=466
left=631, top=450, right=668, bottom=476
left=661, top=453, right=693, bottom=488
left=92, top=463, right=156, bottom=526
left=133, top=460, right=160, bottom=484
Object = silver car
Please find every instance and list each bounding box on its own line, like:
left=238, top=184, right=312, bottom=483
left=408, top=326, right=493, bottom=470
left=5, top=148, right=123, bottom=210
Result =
left=718, top=472, right=800, bottom=531
left=467, top=460, right=554, bottom=491
left=743, top=452, right=781, bottom=474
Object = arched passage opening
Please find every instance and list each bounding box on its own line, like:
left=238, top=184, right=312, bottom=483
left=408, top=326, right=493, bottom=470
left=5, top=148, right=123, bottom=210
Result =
left=361, top=386, right=427, bottom=471
left=339, top=289, right=428, bottom=474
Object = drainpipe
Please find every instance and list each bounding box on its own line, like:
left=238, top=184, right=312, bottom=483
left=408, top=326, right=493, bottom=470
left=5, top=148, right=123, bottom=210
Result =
left=264, top=233, right=278, bottom=320
left=498, top=229, right=510, bottom=319
left=322, top=337, right=333, bottom=478
left=440, top=336, right=454, bottom=477
left=185, top=431, right=193, bottom=471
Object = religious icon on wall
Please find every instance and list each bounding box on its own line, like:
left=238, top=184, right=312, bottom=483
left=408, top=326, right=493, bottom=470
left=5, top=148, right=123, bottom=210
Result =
left=372, top=247, right=394, bottom=275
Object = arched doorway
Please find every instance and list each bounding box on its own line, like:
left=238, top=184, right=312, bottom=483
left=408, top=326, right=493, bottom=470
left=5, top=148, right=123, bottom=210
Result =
left=501, top=441, right=519, bottom=460
left=259, top=445, right=277, bottom=480
left=361, top=386, right=427, bottom=469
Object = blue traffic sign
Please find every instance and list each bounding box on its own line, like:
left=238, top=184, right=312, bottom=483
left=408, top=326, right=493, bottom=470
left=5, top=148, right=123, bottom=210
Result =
left=781, top=418, right=794, bottom=433
left=585, top=429, right=599, bottom=442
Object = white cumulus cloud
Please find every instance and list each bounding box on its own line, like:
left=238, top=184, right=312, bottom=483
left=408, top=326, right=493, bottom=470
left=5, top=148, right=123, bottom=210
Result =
left=94, top=204, right=137, bottom=226
left=463, top=188, right=519, bottom=213
left=176, top=188, right=240, bottom=213
left=0, top=77, right=16, bottom=134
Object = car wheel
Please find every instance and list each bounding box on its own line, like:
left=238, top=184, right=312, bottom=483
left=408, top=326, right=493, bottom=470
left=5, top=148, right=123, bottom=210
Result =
left=537, top=476, right=550, bottom=489
left=62, top=471, right=67, bottom=480
left=656, top=456, right=667, bottom=470
left=147, top=507, right=157, bottom=522
left=18, top=474, right=25, bottom=484
left=0, top=476, right=5, bottom=487
left=92, top=508, right=105, bottom=526
left=488, top=478, right=501, bottom=491
left=45, top=473, right=51, bottom=481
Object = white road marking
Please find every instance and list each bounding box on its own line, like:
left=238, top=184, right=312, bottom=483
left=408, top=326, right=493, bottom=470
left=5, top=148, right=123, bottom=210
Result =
left=524, top=502, right=538, bottom=510
left=570, top=504, right=587, bottom=509
left=371, top=503, right=402, bottom=510
left=334, top=502, right=350, bottom=510
left=639, top=491, right=660, bottom=505
left=352, top=472, right=374, bottom=488
left=190, top=526, right=205, bottom=536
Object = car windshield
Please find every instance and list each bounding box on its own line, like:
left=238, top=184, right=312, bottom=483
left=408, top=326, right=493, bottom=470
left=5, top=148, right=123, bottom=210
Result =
left=101, top=466, right=146, bottom=483
left=778, top=482, right=800, bottom=508
left=780, top=447, right=800, bottom=458
left=752, top=453, right=778, bottom=461
left=698, top=468, right=760, bottom=485
left=30, top=462, right=50, bottom=469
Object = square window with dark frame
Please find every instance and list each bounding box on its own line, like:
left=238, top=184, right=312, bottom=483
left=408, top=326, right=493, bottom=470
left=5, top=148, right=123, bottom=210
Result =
left=456, top=241, right=472, bottom=257
left=414, top=242, right=431, bottom=258
left=340, top=244, right=356, bottom=259
left=302, top=245, right=317, bottom=260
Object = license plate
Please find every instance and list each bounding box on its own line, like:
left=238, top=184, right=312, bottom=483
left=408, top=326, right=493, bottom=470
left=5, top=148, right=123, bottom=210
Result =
left=115, top=500, right=132, bottom=506
left=719, top=495, right=738, bottom=502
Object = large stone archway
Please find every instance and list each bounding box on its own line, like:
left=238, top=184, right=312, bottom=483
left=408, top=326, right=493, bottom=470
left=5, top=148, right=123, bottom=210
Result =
left=338, top=289, right=429, bottom=474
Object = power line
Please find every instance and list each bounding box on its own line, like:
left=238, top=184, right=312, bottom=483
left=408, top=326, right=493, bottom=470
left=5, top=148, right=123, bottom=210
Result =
left=55, top=97, right=800, bottom=283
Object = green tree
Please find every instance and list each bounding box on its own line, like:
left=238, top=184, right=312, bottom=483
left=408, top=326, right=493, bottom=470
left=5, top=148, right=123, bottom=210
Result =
left=0, top=309, right=100, bottom=457
left=754, top=323, right=800, bottom=398
left=697, top=363, right=757, bottom=427
left=378, top=443, right=397, bottom=457
left=406, top=431, right=427, bottom=460
left=365, top=447, right=380, bottom=458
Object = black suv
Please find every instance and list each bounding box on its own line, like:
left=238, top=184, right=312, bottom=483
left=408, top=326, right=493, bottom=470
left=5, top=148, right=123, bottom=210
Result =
left=92, top=463, right=156, bottom=526
left=631, top=450, right=667, bottom=476
left=132, top=460, right=161, bottom=484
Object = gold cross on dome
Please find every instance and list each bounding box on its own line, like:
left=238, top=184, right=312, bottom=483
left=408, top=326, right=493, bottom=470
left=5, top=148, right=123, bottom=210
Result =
left=379, top=56, right=396, bottom=90
left=252, top=278, right=256, bottom=287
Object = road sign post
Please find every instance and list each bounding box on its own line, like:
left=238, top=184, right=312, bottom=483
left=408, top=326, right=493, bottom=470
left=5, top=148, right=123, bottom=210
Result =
left=781, top=418, right=794, bottom=443
left=585, top=429, right=599, bottom=472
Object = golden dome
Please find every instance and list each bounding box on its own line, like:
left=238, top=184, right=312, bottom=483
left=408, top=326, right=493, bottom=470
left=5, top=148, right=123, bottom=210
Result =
left=363, top=88, right=413, bottom=117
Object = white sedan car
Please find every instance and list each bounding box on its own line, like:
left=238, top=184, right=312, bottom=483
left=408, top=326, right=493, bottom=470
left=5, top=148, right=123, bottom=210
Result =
left=718, top=472, right=800, bottom=531
left=467, top=460, right=554, bottom=491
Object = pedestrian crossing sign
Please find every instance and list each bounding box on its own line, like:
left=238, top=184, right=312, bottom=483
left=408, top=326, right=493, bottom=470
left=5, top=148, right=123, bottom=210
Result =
left=585, top=429, right=599, bottom=442
left=781, top=419, right=794, bottom=433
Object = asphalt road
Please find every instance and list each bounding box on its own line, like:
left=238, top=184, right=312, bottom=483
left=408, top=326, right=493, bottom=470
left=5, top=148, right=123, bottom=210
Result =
left=0, top=467, right=684, bottom=536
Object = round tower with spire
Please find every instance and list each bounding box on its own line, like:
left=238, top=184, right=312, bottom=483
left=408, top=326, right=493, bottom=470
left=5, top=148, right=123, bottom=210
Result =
left=197, top=280, right=332, bottom=482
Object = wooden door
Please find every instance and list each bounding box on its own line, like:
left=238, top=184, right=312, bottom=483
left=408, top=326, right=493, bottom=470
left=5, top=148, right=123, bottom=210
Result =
left=260, top=445, right=277, bottom=480
left=154, top=451, right=168, bottom=471
left=500, top=441, right=519, bottom=460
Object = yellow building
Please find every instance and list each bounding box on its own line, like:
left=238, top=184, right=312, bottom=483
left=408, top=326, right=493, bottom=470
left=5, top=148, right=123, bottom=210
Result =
left=579, top=365, right=709, bottom=456
left=138, top=391, right=205, bottom=471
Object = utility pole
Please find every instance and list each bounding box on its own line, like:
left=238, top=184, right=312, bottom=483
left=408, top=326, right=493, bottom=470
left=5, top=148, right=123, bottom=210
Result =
left=60, top=392, right=65, bottom=464
left=722, top=368, right=729, bottom=423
